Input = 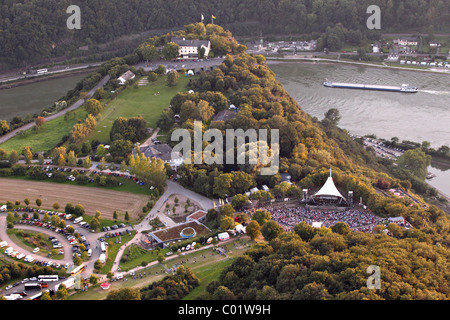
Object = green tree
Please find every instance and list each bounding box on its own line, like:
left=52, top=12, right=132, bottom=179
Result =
left=252, top=209, right=271, bottom=226
left=155, top=65, right=166, bottom=75
left=162, top=42, right=180, bottom=60
left=261, top=220, right=283, bottom=241
left=322, top=108, right=341, bottom=127
left=396, top=148, right=431, bottom=180
left=166, top=70, right=180, bottom=87
left=84, top=99, right=103, bottom=116
left=73, top=204, right=85, bottom=217
left=231, top=194, right=249, bottom=209
left=140, top=44, right=158, bottom=61
left=331, top=222, right=352, bottom=235
left=106, top=288, right=141, bottom=300
left=55, top=284, right=68, bottom=300
left=220, top=216, right=235, bottom=230
left=9, top=150, right=19, bottom=164
left=246, top=220, right=261, bottom=241
left=147, top=72, right=158, bottom=82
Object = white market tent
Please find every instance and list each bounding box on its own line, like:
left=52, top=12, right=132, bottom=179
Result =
left=311, top=222, right=323, bottom=228
left=312, top=169, right=346, bottom=204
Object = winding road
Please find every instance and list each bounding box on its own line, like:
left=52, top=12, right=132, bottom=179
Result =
left=0, top=75, right=110, bottom=145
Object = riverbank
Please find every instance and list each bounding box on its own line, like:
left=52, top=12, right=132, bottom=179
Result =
left=266, top=55, right=450, bottom=75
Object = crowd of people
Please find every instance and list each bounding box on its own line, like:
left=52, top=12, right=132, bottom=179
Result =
left=263, top=205, right=387, bottom=233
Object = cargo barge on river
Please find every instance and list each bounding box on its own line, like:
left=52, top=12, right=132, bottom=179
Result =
left=323, top=81, right=418, bottom=93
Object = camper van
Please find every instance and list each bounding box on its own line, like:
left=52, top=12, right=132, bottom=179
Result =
left=218, top=232, right=230, bottom=241
left=73, top=217, right=83, bottom=224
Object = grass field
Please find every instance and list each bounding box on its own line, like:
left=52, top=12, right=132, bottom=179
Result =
left=0, top=73, right=191, bottom=153
left=118, top=244, right=171, bottom=272
left=6, top=228, right=64, bottom=260
left=88, top=75, right=190, bottom=143
left=0, top=109, right=88, bottom=153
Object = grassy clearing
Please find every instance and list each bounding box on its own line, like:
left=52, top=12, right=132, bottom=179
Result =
left=6, top=228, right=64, bottom=260
left=0, top=109, right=87, bottom=153
left=99, top=231, right=136, bottom=274
left=1, top=73, right=191, bottom=153
left=118, top=244, right=171, bottom=272
left=89, top=75, right=190, bottom=143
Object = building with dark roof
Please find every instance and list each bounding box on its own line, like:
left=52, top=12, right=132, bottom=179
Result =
left=212, top=109, right=237, bottom=122
left=138, top=143, right=184, bottom=169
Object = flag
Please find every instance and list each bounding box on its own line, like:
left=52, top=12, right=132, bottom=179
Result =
left=212, top=15, right=216, bottom=19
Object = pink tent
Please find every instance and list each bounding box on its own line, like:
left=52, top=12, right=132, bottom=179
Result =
left=100, top=283, right=111, bottom=290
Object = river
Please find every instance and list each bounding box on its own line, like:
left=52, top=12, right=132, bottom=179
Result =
left=0, top=72, right=90, bottom=122
left=269, top=61, right=450, bottom=196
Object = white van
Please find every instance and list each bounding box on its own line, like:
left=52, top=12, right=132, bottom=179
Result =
left=0, top=241, right=7, bottom=248
left=87, top=249, right=92, bottom=257
left=73, top=217, right=83, bottom=224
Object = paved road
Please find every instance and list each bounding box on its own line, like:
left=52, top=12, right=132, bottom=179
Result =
left=0, top=177, right=218, bottom=296
left=0, top=75, right=110, bottom=145
left=135, top=57, right=224, bottom=73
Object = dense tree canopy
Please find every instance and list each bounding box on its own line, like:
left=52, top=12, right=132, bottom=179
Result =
left=1, top=0, right=448, bottom=68
left=201, top=228, right=450, bottom=300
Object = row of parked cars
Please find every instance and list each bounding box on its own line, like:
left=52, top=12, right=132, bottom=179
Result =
left=102, top=223, right=131, bottom=238
left=103, top=229, right=131, bottom=239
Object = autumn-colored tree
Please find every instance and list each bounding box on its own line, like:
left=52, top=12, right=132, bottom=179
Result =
left=23, top=146, right=33, bottom=164
left=0, top=120, right=9, bottom=135
left=35, top=116, right=46, bottom=127
left=67, top=150, right=77, bottom=167
left=246, top=220, right=261, bottom=241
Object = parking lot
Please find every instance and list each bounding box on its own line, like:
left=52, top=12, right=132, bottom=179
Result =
left=361, top=137, right=404, bottom=159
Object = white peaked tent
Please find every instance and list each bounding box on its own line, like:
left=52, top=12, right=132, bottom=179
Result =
left=312, top=169, right=346, bottom=203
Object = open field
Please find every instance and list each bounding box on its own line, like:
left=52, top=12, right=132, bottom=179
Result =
left=0, top=178, right=149, bottom=219
left=0, top=109, right=88, bottom=153
left=89, top=74, right=191, bottom=143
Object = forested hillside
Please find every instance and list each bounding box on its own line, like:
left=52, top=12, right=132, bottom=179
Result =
left=1, top=0, right=449, bottom=67
left=201, top=228, right=450, bottom=300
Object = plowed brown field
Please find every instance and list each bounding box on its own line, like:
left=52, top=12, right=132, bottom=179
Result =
left=0, top=178, right=149, bottom=220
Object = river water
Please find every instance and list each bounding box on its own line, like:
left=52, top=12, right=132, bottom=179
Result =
left=269, top=61, right=450, bottom=195
left=0, top=72, right=89, bottom=122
